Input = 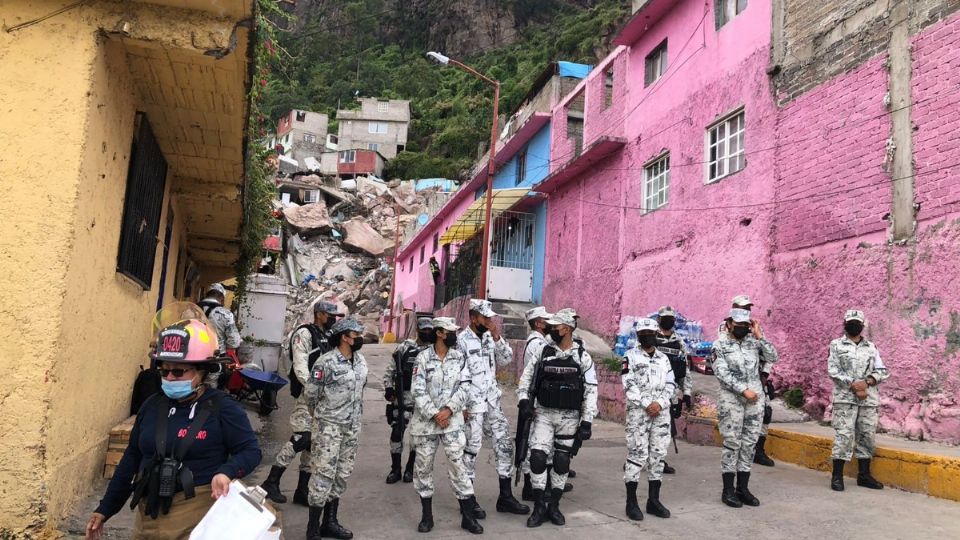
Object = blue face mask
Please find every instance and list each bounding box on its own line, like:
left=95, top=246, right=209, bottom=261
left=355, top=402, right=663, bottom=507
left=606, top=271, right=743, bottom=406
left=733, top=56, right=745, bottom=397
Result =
left=161, top=379, right=196, bottom=400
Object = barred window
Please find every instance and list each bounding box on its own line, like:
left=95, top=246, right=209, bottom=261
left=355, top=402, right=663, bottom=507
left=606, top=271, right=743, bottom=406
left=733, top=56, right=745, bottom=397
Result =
left=643, top=154, right=670, bottom=213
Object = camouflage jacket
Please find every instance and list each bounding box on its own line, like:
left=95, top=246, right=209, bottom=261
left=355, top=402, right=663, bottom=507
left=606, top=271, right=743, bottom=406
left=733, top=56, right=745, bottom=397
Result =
left=712, top=335, right=779, bottom=397
left=457, top=328, right=513, bottom=413
left=410, top=346, right=473, bottom=436
left=622, top=347, right=676, bottom=411
left=828, top=336, right=889, bottom=406
left=306, top=349, right=368, bottom=428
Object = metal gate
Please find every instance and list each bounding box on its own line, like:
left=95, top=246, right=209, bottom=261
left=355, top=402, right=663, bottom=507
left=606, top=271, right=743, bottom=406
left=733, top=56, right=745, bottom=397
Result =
left=488, top=210, right=535, bottom=302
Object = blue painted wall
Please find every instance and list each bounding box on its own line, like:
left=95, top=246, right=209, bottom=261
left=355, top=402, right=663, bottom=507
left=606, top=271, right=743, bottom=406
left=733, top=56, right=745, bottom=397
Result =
left=531, top=201, right=547, bottom=303
left=492, top=123, right=552, bottom=189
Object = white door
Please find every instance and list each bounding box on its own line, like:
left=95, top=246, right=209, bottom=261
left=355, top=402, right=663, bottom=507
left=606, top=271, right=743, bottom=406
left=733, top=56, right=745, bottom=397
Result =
left=487, top=211, right=535, bottom=302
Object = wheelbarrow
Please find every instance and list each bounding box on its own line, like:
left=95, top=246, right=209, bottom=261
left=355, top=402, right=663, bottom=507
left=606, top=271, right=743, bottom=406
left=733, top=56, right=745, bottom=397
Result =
left=222, top=363, right=288, bottom=416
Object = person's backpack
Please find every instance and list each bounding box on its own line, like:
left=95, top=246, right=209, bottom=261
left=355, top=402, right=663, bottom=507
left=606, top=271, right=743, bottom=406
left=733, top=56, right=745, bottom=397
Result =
left=130, top=365, right=162, bottom=416
left=288, top=324, right=326, bottom=398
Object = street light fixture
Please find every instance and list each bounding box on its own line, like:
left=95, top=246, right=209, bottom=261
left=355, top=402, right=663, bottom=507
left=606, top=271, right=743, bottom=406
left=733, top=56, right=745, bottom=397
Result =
left=426, top=51, right=500, bottom=300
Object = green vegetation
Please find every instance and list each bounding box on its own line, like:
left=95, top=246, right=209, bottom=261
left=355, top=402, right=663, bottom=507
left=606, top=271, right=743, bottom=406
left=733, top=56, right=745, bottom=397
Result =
left=264, top=0, right=629, bottom=180
left=601, top=355, right=623, bottom=373
left=783, top=386, right=805, bottom=409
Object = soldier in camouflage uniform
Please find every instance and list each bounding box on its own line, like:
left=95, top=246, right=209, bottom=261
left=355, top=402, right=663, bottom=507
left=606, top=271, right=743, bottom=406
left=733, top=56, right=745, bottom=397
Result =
left=713, top=308, right=778, bottom=508
left=383, top=316, right=433, bottom=484
left=261, top=301, right=339, bottom=505
left=410, top=317, right=483, bottom=535
left=518, top=311, right=597, bottom=528
left=197, top=283, right=242, bottom=386
left=828, top=309, right=889, bottom=492
left=621, top=318, right=675, bottom=521
left=654, top=306, right=691, bottom=475
left=457, top=299, right=529, bottom=517
left=304, top=318, right=368, bottom=540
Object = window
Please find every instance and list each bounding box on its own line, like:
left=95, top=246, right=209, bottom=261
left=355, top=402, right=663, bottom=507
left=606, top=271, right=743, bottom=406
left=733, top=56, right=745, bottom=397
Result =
left=117, top=113, right=167, bottom=289
left=367, top=143, right=379, bottom=152
left=295, top=110, right=306, bottom=122
left=516, top=148, right=527, bottom=185
left=566, top=91, right=585, bottom=158
left=706, top=109, right=745, bottom=183
left=304, top=133, right=317, bottom=143
left=604, top=67, right=615, bottom=108
left=368, top=122, right=388, bottom=134
left=408, top=257, right=413, bottom=272
left=340, top=150, right=356, bottom=163
left=716, top=0, right=748, bottom=29
left=303, top=190, right=320, bottom=203
left=643, top=153, right=670, bottom=213
left=645, top=40, right=668, bottom=87
left=419, top=245, right=425, bottom=264
left=378, top=101, right=389, bottom=112
left=432, top=233, right=439, bottom=253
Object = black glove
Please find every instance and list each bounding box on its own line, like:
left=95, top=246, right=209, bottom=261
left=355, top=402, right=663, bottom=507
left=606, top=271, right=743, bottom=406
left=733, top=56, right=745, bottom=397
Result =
left=384, top=387, right=396, bottom=402
left=669, top=402, right=682, bottom=419
left=518, top=399, right=534, bottom=420
left=578, top=421, right=592, bottom=441
left=683, top=394, right=692, bottom=409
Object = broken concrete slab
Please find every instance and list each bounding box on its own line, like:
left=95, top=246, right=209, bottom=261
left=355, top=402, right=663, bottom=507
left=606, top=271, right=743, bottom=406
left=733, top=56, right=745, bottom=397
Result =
left=285, top=203, right=332, bottom=236
left=341, top=218, right=392, bottom=257
left=316, top=184, right=353, bottom=204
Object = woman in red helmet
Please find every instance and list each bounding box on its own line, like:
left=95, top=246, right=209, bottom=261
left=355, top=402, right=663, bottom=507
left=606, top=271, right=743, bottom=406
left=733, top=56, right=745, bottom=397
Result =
left=85, top=309, right=261, bottom=540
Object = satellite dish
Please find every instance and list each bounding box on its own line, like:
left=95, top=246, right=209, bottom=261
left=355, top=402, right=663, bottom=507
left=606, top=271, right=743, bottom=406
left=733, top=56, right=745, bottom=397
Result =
left=417, top=213, right=429, bottom=226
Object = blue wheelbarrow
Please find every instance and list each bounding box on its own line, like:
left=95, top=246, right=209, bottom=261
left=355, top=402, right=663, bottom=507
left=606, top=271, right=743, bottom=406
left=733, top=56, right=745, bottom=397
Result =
left=224, top=366, right=288, bottom=416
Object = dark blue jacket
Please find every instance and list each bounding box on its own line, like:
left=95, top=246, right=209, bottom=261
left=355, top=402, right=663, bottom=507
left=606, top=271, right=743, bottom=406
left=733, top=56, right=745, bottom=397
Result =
left=95, top=388, right=261, bottom=519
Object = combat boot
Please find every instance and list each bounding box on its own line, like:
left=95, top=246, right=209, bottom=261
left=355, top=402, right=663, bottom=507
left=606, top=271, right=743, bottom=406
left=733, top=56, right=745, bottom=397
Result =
left=567, top=468, right=577, bottom=478
left=831, top=459, right=846, bottom=491
left=856, top=458, right=884, bottom=489
left=458, top=496, right=484, bottom=534
left=496, top=476, right=530, bottom=514
left=293, top=471, right=311, bottom=506
left=320, top=498, right=353, bottom=539
left=469, top=492, right=486, bottom=519
left=306, top=505, right=323, bottom=540
left=646, top=480, right=670, bottom=518
left=417, top=497, right=434, bottom=533
left=526, top=489, right=548, bottom=528
left=721, top=473, right=742, bottom=508
left=260, top=465, right=287, bottom=504
left=522, top=474, right=534, bottom=501
left=403, top=450, right=416, bottom=483
left=546, top=488, right=565, bottom=526
left=662, top=461, right=676, bottom=474
left=386, top=453, right=402, bottom=484
left=753, top=436, right=775, bottom=466
left=625, top=481, right=644, bottom=520
left=735, top=471, right=760, bottom=506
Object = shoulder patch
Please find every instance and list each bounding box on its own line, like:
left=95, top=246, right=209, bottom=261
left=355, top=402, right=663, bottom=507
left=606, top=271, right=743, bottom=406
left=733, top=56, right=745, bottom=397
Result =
left=313, top=368, right=323, bottom=380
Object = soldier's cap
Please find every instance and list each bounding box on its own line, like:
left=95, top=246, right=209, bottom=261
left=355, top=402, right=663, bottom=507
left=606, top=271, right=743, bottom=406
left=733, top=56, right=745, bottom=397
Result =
left=330, top=317, right=364, bottom=335
left=658, top=306, right=677, bottom=318
left=205, top=283, right=226, bottom=297
left=417, top=317, right=434, bottom=330
left=545, top=311, right=576, bottom=328
left=731, top=294, right=753, bottom=308
left=844, top=310, right=866, bottom=323
left=635, top=318, right=659, bottom=333
left=730, top=308, right=752, bottom=323
left=525, top=306, right=552, bottom=321
left=314, top=300, right=342, bottom=316
left=469, top=299, right=497, bottom=318
left=556, top=307, right=579, bottom=319
left=432, top=317, right=459, bottom=332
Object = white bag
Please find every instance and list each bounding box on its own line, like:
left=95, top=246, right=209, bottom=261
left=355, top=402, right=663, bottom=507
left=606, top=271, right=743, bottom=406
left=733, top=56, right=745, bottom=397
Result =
left=189, top=481, right=279, bottom=540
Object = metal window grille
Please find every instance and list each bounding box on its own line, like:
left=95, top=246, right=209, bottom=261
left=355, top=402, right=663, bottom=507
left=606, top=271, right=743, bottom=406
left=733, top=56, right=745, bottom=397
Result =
left=378, top=101, right=389, bottom=112
left=707, top=110, right=745, bottom=183
left=643, top=154, right=670, bottom=213
left=117, top=113, right=167, bottom=289
left=490, top=211, right=535, bottom=270
left=340, top=150, right=356, bottom=163
left=645, top=40, right=668, bottom=87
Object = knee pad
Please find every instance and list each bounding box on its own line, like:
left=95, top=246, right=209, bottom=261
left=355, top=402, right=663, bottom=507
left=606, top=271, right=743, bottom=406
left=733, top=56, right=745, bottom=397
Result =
left=553, top=448, right=571, bottom=474
left=290, top=431, right=312, bottom=453
left=390, top=423, right=403, bottom=443
left=529, top=449, right=548, bottom=474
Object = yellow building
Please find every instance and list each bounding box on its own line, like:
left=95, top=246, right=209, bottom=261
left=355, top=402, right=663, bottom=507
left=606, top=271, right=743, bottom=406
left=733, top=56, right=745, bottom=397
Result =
left=0, top=1, right=255, bottom=536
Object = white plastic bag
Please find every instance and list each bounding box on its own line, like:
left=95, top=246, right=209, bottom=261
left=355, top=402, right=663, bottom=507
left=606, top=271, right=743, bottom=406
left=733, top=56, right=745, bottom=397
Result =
left=189, top=481, right=278, bottom=540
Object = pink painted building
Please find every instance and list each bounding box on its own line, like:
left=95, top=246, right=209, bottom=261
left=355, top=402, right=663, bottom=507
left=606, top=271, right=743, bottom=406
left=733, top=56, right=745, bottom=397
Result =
left=535, top=0, right=960, bottom=443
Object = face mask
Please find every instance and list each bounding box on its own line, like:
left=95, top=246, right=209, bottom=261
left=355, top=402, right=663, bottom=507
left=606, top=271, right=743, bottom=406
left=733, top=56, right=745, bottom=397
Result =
left=443, top=334, right=457, bottom=347
left=475, top=324, right=489, bottom=335
left=548, top=330, right=564, bottom=343
left=732, top=326, right=751, bottom=339
left=418, top=331, right=435, bottom=344
left=323, top=319, right=335, bottom=330
left=659, top=318, right=675, bottom=331
left=350, top=336, right=364, bottom=352
left=161, top=379, right=196, bottom=400
left=638, top=334, right=658, bottom=349
left=844, top=321, right=864, bottom=337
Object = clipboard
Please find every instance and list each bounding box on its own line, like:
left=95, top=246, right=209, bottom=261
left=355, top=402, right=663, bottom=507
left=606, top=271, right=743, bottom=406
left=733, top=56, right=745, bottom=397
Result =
left=189, top=481, right=281, bottom=540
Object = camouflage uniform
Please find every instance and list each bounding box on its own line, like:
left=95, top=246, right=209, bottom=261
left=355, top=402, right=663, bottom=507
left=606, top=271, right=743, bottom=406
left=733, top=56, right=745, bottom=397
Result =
left=828, top=336, right=889, bottom=461
left=384, top=339, right=422, bottom=454
left=273, top=325, right=329, bottom=471
left=198, top=298, right=241, bottom=386
left=621, top=346, right=676, bottom=482
left=517, top=343, right=598, bottom=491
left=520, top=330, right=549, bottom=476
left=305, top=348, right=368, bottom=506
left=712, top=334, right=778, bottom=473
left=457, top=327, right=515, bottom=479
left=410, top=344, right=475, bottom=499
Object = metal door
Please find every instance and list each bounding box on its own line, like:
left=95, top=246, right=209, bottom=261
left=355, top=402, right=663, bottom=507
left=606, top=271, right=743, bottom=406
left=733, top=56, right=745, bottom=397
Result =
left=487, top=211, right=535, bottom=302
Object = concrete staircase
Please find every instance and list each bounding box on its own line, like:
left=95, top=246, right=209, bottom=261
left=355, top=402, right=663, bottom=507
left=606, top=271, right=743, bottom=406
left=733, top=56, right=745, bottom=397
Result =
left=491, top=301, right=533, bottom=340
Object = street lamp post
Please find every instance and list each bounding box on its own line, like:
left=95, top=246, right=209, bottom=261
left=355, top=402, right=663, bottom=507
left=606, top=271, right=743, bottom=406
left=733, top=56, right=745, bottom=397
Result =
left=427, top=51, right=500, bottom=300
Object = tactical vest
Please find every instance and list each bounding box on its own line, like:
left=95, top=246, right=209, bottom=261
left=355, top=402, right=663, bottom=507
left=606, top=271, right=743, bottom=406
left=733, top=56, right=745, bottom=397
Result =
left=197, top=299, right=220, bottom=318
left=289, top=324, right=329, bottom=398
left=535, top=346, right=585, bottom=410
left=656, top=334, right=687, bottom=381
left=398, top=344, right=424, bottom=391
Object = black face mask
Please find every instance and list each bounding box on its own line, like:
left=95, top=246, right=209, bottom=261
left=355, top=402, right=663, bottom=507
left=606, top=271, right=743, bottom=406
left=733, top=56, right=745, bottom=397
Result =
left=418, top=330, right=435, bottom=344
left=732, top=326, right=751, bottom=339
left=323, top=318, right=336, bottom=330
left=638, top=334, right=658, bottom=349
left=350, top=336, right=364, bottom=352
left=443, top=334, right=457, bottom=347
left=475, top=324, right=489, bottom=336
left=844, top=321, right=864, bottom=337
left=549, top=330, right=564, bottom=343
left=659, top=318, right=675, bottom=331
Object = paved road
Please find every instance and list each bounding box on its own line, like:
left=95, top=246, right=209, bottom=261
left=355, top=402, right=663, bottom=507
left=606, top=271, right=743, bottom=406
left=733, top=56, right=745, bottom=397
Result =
left=253, top=344, right=960, bottom=540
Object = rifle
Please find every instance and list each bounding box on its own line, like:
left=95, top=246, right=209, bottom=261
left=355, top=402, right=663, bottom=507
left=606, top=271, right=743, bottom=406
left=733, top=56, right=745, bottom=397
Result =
left=514, top=353, right=543, bottom=486
left=391, top=347, right=407, bottom=439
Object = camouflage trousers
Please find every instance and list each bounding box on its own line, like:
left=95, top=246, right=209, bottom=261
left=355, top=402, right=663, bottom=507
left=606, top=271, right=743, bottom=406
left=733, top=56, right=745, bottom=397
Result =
left=308, top=420, right=361, bottom=507
left=718, top=391, right=765, bottom=473
left=389, top=409, right=414, bottom=455
left=529, top=408, right=580, bottom=490
left=464, top=399, right=514, bottom=480
left=413, top=430, right=474, bottom=500
left=624, top=407, right=671, bottom=482
left=274, top=397, right=313, bottom=471
left=831, top=403, right=879, bottom=461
